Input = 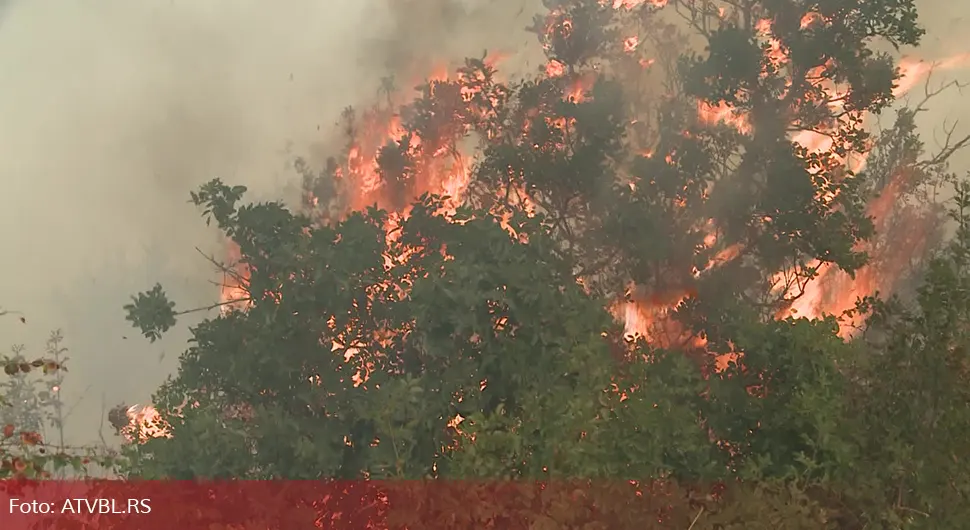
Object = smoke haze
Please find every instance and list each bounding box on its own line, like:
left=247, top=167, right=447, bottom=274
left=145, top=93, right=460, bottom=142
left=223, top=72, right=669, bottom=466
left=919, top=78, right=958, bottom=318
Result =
left=0, top=0, right=965, bottom=449
left=905, top=1, right=970, bottom=171
left=0, top=0, right=542, bottom=447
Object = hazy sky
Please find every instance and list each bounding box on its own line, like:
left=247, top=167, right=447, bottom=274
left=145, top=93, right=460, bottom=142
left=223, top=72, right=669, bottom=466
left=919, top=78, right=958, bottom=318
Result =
left=0, top=0, right=965, bottom=448
left=0, top=0, right=542, bottom=446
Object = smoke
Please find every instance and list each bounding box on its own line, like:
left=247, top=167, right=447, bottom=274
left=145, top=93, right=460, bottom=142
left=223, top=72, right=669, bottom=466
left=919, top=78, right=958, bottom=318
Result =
left=0, top=0, right=964, bottom=450
left=0, top=0, right=542, bottom=446
left=906, top=0, right=970, bottom=171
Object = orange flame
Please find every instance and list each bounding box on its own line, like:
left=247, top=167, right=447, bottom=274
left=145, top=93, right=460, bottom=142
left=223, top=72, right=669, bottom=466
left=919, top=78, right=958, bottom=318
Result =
left=610, top=0, right=667, bottom=8
left=623, top=36, right=640, bottom=53
left=686, top=20, right=968, bottom=338
left=211, top=8, right=967, bottom=377
left=697, top=100, right=751, bottom=133
left=775, top=52, right=970, bottom=332
left=218, top=241, right=252, bottom=312
left=125, top=404, right=170, bottom=441
left=894, top=54, right=970, bottom=97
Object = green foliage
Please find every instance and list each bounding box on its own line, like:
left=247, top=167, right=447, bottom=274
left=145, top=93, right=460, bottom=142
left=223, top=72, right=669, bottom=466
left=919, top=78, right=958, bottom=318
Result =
left=833, top=181, right=970, bottom=528
left=127, top=188, right=649, bottom=480
left=124, top=283, right=177, bottom=343
left=116, top=0, right=970, bottom=527
left=190, top=179, right=249, bottom=230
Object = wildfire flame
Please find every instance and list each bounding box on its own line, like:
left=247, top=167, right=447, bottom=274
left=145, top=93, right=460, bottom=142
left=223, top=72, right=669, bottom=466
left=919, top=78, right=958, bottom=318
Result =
left=773, top=53, right=970, bottom=334
left=613, top=11, right=968, bottom=365
left=191, top=3, right=968, bottom=398
left=125, top=404, right=170, bottom=441
left=110, top=0, right=970, bottom=458
left=689, top=27, right=969, bottom=339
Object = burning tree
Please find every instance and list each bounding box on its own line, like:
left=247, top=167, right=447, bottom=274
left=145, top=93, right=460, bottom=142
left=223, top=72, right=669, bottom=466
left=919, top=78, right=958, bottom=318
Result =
left=120, top=0, right=970, bottom=527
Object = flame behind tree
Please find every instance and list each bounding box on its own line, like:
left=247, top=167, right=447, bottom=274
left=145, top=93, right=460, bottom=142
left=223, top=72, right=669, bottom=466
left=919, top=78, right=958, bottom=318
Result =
left=120, top=0, right=970, bottom=526
left=184, top=0, right=942, bottom=423
left=270, top=0, right=955, bottom=353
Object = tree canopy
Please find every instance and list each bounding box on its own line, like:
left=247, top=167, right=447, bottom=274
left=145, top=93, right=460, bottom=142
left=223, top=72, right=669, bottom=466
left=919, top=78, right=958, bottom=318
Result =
left=115, top=0, right=969, bottom=528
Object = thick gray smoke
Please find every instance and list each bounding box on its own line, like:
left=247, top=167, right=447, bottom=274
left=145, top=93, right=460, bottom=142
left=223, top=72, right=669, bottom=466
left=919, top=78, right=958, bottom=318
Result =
left=0, top=0, right=542, bottom=447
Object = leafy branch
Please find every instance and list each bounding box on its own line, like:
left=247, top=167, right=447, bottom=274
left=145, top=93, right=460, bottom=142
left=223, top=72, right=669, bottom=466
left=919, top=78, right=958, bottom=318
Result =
left=123, top=283, right=252, bottom=343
